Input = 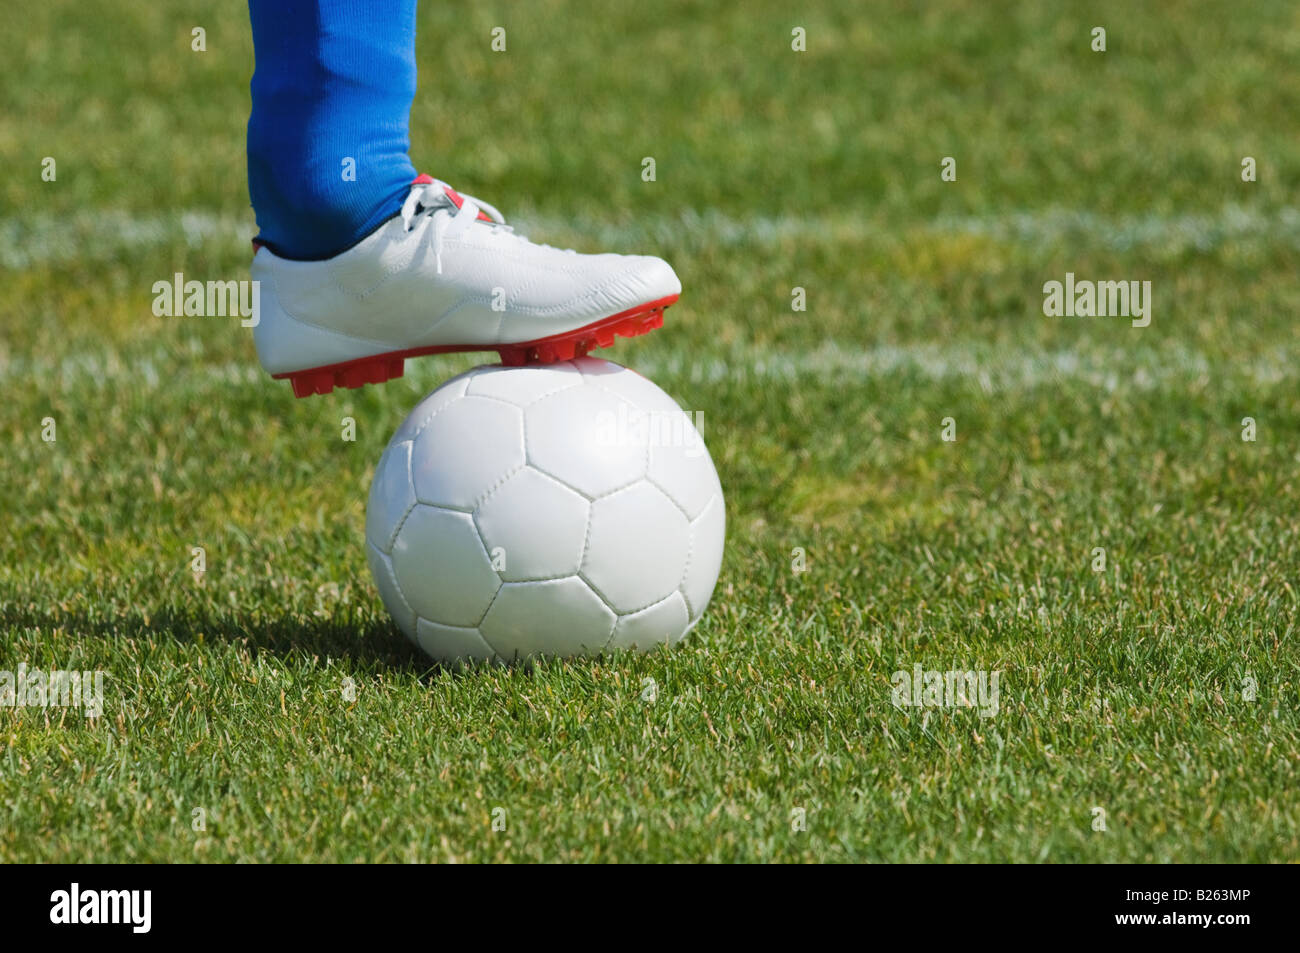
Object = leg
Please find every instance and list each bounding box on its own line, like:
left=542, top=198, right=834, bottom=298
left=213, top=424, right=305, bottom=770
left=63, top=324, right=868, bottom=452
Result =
left=245, top=1, right=680, bottom=396
left=247, top=0, right=418, bottom=259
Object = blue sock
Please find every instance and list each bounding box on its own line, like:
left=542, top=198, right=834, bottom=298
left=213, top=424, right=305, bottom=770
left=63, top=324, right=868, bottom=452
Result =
left=247, top=0, right=419, bottom=259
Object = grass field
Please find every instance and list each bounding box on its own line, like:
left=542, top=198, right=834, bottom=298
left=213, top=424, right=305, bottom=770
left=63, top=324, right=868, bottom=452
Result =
left=2, top=0, right=1298, bottom=862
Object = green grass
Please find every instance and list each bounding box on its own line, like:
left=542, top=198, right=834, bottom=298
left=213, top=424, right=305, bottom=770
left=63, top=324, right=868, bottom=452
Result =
left=2, top=0, right=1298, bottom=862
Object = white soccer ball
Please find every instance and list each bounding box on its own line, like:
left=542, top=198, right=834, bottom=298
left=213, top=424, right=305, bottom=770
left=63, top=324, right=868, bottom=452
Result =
left=365, top=357, right=725, bottom=664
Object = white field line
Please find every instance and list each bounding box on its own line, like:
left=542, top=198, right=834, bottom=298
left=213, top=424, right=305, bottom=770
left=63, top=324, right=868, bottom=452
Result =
left=3, top=203, right=1299, bottom=269
left=526, top=204, right=1300, bottom=254
left=1, top=204, right=1293, bottom=392
left=2, top=339, right=1294, bottom=393
left=0, top=211, right=254, bottom=270
left=629, top=342, right=1298, bottom=389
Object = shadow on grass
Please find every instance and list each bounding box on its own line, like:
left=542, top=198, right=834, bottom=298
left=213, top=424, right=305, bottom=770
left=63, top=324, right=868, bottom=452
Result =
left=2, top=597, right=629, bottom=682
left=0, top=600, right=429, bottom=673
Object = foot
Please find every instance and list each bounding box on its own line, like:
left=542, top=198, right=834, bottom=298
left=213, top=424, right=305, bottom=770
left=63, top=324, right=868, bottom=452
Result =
left=250, top=174, right=681, bottom=397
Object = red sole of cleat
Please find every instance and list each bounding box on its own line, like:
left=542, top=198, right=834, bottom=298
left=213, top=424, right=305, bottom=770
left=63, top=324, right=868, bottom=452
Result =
left=275, top=294, right=678, bottom=398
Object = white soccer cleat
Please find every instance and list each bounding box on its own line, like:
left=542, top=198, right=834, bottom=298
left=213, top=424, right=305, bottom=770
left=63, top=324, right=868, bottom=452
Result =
left=250, top=174, right=681, bottom=397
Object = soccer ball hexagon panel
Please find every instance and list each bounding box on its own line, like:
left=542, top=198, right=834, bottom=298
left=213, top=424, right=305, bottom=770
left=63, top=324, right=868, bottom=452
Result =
left=366, top=358, right=725, bottom=664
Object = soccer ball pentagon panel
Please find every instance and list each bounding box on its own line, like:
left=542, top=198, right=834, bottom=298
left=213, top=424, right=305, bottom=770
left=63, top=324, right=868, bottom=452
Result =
left=365, top=358, right=725, bottom=664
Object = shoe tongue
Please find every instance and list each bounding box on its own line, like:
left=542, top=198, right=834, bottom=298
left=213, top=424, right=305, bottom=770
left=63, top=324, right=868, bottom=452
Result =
left=412, top=174, right=493, bottom=222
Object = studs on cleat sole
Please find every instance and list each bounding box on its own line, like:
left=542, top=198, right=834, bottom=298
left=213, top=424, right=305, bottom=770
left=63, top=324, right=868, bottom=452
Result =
left=286, top=355, right=405, bottom=398
left=272, top=294, right=676, bottom=398
left=495, top=304, right=668, bottom=368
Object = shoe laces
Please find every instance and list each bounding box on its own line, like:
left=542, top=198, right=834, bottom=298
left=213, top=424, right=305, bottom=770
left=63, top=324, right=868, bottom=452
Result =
left=399, top=178, right=579, bottom=273
left=400, top=178, right=511, bottom=274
